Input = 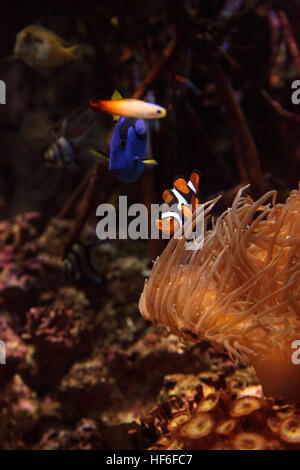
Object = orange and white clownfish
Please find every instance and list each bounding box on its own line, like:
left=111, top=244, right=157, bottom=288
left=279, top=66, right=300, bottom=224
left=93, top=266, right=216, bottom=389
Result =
left=156, top=170, right=201, bottom=235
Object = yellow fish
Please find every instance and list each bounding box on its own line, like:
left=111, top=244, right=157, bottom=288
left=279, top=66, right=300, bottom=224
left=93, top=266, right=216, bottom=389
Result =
left=13, top=25, right=84, bottom=69
left=90, top=89, right=167, bottom=120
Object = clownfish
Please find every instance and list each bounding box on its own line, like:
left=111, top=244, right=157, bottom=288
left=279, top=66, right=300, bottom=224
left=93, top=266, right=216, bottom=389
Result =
left=89, top=89, right=167, bottom=120
left=90, top=91, right=157, bottom=183
left=156, top=170, right=201, bottom=235
left=13, top=25, right=89, bottom=69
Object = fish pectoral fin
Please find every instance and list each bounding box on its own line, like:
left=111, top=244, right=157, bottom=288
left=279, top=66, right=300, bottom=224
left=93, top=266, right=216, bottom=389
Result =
left=162, top=189, right=174, bottom=204
left=182, top=204, right=193, bottom=219
left=90, top=149, right=110, bottom=166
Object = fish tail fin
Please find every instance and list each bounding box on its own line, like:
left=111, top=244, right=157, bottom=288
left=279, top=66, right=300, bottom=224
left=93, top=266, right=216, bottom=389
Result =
left=134, top=156, right=158, bottom=165
left=89, top=99, right=113, bottom=117
left=89, top=99, right=101, bottom=110
left=142, top=159, right=158, bottom=165
left=68, top=44, right=81, bottom=61
left=69, top=44, right=95, bottom=62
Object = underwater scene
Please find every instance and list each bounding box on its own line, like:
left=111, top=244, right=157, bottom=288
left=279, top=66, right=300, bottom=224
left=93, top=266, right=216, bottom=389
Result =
left=1, top=0, right=300, bottom=453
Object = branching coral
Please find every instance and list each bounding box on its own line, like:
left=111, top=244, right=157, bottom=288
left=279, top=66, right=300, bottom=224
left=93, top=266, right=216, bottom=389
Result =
left=139, top=185, right=300, bottom=402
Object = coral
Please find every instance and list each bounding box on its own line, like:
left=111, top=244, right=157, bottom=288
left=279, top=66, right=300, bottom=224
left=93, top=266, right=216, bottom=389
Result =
left=0, top=213, right=44, bottom=317
left=0, top=317, right=28, bottom=382
left=0, top=213, right=156, bottom=448
left=37, top=418, right=103, bottom=450
left=142, top=372, right=300, bottom=450
left=23, top=288, right=94, bottom=388
left=0, top=374, right=41, bottom=449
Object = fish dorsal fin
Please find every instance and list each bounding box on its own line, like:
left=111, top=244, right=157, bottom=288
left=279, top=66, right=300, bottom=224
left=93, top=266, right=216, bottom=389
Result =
left=173, top=176, right=189, bottom=195
left=111, top=89, right=125, bottom=121
left=111, top=89, right=124, bottom=100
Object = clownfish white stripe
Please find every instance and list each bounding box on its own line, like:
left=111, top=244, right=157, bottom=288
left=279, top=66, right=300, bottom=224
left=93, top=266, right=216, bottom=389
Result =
left=161, top=211, right=183, bottom=225
left=172, top=188, right=189, bottom=211
left=187, top=180, right=196, bottom=194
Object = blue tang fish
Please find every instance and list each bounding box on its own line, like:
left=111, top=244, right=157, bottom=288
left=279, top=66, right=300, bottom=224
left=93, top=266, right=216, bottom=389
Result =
left=91, top=90, right=157, bottom=183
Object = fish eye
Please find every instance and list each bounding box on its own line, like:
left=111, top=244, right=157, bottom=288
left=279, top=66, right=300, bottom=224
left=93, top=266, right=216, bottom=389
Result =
left=156, top=109, right=161, bottom=114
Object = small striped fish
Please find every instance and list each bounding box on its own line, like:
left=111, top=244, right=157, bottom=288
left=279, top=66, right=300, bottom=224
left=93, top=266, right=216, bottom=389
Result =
left=156, top=170, right=201, bottom=235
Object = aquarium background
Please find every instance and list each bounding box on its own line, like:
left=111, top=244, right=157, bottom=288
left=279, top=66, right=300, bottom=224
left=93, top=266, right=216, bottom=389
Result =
left=0, top=0, right=300, bottom=450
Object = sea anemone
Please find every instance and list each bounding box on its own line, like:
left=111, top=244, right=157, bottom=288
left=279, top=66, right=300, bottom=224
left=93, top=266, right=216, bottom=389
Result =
left=139, top=185, right=300, bottom=402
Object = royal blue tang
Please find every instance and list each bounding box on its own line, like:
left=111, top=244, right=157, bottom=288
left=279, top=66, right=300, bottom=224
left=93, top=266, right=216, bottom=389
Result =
left=90, top=89, right=158, bottom=183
